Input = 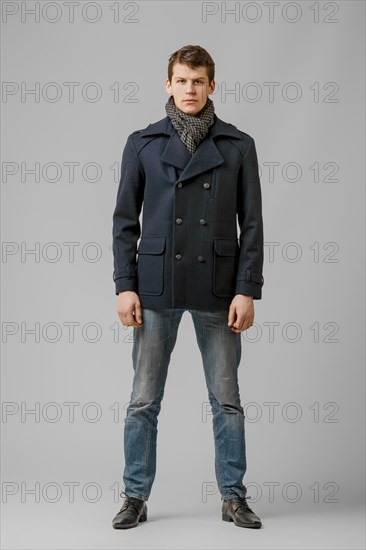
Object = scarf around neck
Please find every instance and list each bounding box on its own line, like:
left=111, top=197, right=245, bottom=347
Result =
left=165, top=95, right=215, bottom=155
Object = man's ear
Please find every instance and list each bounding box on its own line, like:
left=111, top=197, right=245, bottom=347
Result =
left=165, top=79, right=172, bottom=94
left=209, top=79, right=216, bottom=94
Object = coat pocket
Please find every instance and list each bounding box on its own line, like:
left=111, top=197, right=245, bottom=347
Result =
left=213, top=238, right=239, bottom=297
left=137, top=236, right=166, bottom=296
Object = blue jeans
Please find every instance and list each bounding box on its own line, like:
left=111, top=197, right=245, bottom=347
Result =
left=122, top=308, right=247, bottom=501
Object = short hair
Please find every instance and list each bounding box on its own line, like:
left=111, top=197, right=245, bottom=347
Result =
left=167, top=44, right=215, bottom=84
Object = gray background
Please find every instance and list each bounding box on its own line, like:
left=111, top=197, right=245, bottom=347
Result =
left=1, top=1, right=365, bottom=548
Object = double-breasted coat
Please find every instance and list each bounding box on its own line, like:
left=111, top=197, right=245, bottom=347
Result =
left=112, top=113, right=264, bottom=310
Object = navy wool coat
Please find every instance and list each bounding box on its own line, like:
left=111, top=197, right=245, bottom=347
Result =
left=112, top=114, right=264, bottom=310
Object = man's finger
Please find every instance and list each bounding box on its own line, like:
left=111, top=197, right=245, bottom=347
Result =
left=241, top=318, right=254, bottom=332
left=228, top=304, right=236, bottom=326
left=234, top=311, right=245, bottom=328
left=134, top=302, right=143, bottom=325
left=123, top=311, right=137, bottom=326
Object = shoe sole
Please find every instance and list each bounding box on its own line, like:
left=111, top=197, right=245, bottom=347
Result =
left=112, top=513, right=147, bottom=529
left=222, top=513, right=261, bottom=529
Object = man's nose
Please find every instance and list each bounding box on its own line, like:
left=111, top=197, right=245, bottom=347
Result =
left=186, top=82, right=195, bottom=94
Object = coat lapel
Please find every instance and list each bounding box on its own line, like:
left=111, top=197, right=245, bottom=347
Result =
left=176, top=138, right=225, bottom=183
left=140, top=114, right=242, bottom=183
left=161, top=131, right=192, bottom=170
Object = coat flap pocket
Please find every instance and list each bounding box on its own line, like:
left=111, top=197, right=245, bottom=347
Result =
left=138, top=236, right=166, bottom=255
left=214, top=238, right=239, bottom=256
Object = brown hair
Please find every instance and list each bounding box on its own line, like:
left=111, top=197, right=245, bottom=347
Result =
left=167, top=45, right=215, bottom=84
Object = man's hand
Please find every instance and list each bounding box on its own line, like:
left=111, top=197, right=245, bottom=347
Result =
left=117, top=291, right=143, bottom=327
left=228, top=294, right=254, bottom=333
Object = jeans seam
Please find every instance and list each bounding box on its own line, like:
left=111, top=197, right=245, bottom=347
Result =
left=143, top=421, right=152, bottom=498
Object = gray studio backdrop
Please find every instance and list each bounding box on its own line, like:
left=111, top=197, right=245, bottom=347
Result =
left=1, top=1, right=365, bottom=549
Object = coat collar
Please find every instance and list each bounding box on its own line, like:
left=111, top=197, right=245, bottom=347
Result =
left=140, top=113, right=242, bottom=140
left=139, top=114, right=242, bottom=183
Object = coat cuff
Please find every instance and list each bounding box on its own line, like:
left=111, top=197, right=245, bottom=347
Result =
left=115, top=277, right=137, bottom=295
left=235, top=281, right=262, bottom=300
left=235, top=268, right=263, bottom=299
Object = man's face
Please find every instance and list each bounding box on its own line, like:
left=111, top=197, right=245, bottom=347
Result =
left=165, top=63, right=215, bottom=116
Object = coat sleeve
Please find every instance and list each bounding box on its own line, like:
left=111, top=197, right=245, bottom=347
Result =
left=112, top=133, right=145, bottom=295
left=235, top=137, right=264, bottom=299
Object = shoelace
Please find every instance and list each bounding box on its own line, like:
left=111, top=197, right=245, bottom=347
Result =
left=237, top=496, right=254, bottom=513
left=226, top=495, right=254, bottom=514
left=119, top=490, right=142, bottom=513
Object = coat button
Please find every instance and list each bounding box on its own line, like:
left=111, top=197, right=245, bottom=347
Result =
left=177, top=182, right=183, bottom=188
left=203, top=182, right=211, bottom=189
left=176, top=218, right=183, bottom=224
left=175, top=254, right=182, bottom=261
left=199, top=219, right=207, bottom=225
left=197, top=256, right=205, bottom=262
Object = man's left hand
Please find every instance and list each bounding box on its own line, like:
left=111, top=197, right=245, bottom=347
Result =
left=228, top=294, right=254, bottom=333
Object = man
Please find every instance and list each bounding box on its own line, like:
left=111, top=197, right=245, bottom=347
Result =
left=112, top=44, right=264, bottom=530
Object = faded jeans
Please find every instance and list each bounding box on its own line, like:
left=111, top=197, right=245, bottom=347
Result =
left=122, top=308, right=248, bottom=501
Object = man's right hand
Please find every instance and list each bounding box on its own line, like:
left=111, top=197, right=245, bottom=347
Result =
left=117, top=291, right=143, bottom=327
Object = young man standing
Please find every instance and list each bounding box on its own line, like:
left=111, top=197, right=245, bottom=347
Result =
left=112, top=45, right=264, bottom=529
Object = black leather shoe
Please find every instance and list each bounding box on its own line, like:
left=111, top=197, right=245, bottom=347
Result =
left=112, top=494, right=147, bottom=529
left=222, top=496, right=262, bottom=529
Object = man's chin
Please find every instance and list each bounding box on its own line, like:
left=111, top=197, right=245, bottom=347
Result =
left=178, top=103, right=200, bottom=116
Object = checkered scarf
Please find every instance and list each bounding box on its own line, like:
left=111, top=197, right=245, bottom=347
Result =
left=165, top=95, right=215, bottom=154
